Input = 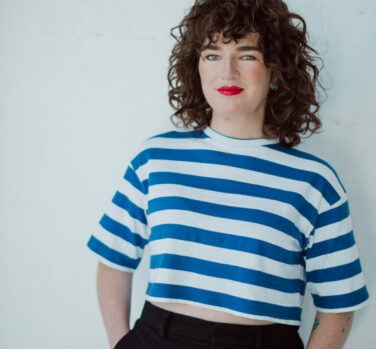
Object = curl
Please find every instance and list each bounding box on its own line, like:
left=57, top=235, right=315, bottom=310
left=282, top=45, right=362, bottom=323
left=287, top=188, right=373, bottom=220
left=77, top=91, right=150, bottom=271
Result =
left=167, top=0, right=327, bottom=148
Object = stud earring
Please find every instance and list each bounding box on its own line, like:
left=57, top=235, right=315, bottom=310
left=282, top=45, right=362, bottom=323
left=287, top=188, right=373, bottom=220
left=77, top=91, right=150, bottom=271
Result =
left=271, top=85, right=279, bottom=91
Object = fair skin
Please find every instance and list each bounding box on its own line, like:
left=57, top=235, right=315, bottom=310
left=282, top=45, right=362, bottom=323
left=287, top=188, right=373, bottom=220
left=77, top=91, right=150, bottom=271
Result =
left=198, top=30, right=355, bottom=348
left=307, top=311, right=354, bottom=349
left=96, top=262, right=133, bottom=349
left=198, top=31, right=273, bottom=139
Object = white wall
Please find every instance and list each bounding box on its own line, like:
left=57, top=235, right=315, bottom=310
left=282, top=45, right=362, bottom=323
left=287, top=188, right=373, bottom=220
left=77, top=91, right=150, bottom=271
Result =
left=0, top=0, right=374, bottom=348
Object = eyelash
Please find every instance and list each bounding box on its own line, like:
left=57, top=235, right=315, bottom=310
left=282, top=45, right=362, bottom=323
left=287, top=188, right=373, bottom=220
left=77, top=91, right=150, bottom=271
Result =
left=205, top=54, right=256, bottom=61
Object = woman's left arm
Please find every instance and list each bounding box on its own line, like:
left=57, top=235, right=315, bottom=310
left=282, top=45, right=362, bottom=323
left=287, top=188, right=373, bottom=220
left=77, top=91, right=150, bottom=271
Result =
left=306, top=311, right=354, bottom=349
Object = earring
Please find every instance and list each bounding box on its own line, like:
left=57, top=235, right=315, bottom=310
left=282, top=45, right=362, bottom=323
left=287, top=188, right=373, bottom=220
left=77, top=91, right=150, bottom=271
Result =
left=271, top=85, right=279, bottom=91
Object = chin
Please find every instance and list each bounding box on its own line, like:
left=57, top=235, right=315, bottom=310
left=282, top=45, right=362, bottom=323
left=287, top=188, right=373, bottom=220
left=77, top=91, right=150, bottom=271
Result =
left=213, top=112, right=251, bottom=119
left=212, top=104, right=256, bottom=116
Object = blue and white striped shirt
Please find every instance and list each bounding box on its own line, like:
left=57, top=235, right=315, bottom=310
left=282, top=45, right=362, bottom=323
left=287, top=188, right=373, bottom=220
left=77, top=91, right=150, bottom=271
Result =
left=86, top=125, right=369, bottom=325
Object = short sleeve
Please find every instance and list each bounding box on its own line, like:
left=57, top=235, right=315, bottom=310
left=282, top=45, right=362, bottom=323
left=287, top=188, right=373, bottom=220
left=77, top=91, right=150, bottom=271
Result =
left=86, top=159, right=149, bottom=273
left=304, top=193, right=370, bottom=312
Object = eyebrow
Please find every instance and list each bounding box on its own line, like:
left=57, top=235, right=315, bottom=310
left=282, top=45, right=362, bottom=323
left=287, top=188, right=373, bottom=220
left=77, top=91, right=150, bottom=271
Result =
left=202, top=44, right=262, bottom=52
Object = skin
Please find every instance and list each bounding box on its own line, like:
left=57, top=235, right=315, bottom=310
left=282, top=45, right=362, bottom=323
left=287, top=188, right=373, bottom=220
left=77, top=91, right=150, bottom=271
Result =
left=306, top=311, right=354, bottom=349
left=96, top=262, right=133, bottom=349
left=198, top=30, right=355, bottom=348
left=198, top=31, right=275, bottom=139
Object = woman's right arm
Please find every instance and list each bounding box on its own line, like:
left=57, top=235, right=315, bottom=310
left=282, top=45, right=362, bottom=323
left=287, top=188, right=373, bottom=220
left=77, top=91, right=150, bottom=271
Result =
left=96, top=262, right=133, bottom=349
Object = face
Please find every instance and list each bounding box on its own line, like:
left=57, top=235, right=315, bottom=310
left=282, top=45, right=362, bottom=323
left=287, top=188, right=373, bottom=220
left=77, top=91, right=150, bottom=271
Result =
left=198, top=31, right=272, bottom=123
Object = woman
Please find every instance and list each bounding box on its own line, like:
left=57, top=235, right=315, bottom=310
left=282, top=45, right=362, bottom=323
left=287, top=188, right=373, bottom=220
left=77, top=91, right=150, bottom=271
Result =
left=87, top=0, right=370, bottom=348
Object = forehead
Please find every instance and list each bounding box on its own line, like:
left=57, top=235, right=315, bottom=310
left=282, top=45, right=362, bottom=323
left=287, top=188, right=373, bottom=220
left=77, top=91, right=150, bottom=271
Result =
left=202, top=31, right=260, bottom=46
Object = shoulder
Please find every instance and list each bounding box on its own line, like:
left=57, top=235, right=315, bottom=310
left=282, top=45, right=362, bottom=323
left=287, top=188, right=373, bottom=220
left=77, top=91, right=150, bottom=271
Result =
left=129, top=127, right=200, bottom=169
left=138, top=127, right=203, bottom=153
left=266, top=143, right=348, bottom=206
left=145, top=127, right=204, bottom=143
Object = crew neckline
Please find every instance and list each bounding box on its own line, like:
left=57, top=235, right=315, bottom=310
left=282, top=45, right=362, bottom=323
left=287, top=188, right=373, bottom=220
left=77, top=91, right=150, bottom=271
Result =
left=202, top=125, right=279, bottom=148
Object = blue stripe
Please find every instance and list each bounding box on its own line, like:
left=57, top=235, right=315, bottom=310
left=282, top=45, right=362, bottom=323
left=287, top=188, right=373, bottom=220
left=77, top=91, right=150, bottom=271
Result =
left=312, top=286, right=369, bottom=309
left=124, top=165, right=148, bottom=195
left=87, top=235, right=141, bottom=269
left=306, top=231, right=355, bottom=259
left=149, top=130, right=204, bottom=140
left=148, top=196, right=304, bottom=245
left=150, top=224, right=303, bottom=265
left=149, top=171, right=317, bottom=226
left=133, top=147, right=340, bottom=205
left=100, top=214, right=148, bottom=248
left=306, top=259, right=362, bottom=283
left=316, top=200, right=349, bottom=229
left=266, top=143, right=347, bottom=194
left=112, top=191, right=147, bottom=225
left=146, top=282, right=302, bottom=321
left=150, top=254, right=305, bottom=294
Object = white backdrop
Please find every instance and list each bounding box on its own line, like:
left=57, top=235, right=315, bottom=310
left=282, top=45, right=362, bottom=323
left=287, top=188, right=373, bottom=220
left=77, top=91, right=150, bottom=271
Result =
left=0, top=0, right=374, bottom=348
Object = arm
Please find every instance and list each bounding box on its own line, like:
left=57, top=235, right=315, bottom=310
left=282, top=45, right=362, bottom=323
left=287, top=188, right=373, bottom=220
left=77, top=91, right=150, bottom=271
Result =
left=306, top=311, right=354, bottom=349
left=96, top=261, right=133, bottom=349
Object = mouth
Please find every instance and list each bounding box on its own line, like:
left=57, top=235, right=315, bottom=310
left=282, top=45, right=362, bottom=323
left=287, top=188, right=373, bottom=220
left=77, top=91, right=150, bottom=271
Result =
left=218, top=86, right=244, bottom=96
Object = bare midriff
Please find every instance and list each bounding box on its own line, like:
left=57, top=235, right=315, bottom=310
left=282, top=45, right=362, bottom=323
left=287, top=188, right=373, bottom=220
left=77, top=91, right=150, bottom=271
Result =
left=149, top=301, right=276, bottom=325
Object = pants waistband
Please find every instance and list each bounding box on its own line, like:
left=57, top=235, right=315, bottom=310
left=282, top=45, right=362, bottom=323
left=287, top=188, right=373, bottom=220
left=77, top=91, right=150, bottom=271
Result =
left=139, top=300, right=300, bottom=346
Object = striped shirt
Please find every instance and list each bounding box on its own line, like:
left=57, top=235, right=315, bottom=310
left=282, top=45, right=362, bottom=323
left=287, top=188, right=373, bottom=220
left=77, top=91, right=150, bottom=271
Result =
left=86, top=125, right=369, bottom=325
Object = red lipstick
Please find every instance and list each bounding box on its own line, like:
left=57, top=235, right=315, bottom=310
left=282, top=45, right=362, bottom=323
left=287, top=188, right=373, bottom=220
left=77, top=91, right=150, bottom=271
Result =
left=218, top=85, right=244, bottom=96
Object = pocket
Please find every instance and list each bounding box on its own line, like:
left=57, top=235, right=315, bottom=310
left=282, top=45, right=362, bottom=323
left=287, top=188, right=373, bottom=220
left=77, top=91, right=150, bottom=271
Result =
left=261, top=335, right=305, bottom=349
left=113, top=328, right=134, bottom=349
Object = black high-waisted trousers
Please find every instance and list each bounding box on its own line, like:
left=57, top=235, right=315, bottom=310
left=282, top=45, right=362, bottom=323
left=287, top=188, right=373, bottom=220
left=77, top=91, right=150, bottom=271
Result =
left=114, top=300, right=305, bottom=349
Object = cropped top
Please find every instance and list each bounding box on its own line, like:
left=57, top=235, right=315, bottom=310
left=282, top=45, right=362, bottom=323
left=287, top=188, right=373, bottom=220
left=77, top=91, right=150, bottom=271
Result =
left=86, top=125, right=369, bottom=325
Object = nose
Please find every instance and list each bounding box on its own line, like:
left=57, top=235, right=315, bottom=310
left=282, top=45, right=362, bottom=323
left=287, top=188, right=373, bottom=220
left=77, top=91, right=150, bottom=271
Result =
left=221, top=57, right=239, bottom=80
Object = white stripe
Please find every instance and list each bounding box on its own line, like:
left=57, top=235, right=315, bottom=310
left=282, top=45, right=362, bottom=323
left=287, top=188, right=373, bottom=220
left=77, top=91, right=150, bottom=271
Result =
left=305, top=246, right=359, bottom=272
left=150, top=239, right=304, bottom=280
left=309, top=215, right=353, bottom=244
left=106, top=200, right=149, bottom=239
left=149, top=183, right=313, bottom=235
left=149, top=268, right=304, bottom=308
left=117, top=172, right=145, bottom=203
left=149, top=208, right=301, bottom=252
left=314, top=298, right=370, bottom=313
left=147, top=156, right=323, bottom=211
left=261, top=146, right=346, bottom=199
left=93, top=224, right=143, bottom=259
left=144, top=134, right=341, bottom=205
left=308, top=273, right=367, bottom=297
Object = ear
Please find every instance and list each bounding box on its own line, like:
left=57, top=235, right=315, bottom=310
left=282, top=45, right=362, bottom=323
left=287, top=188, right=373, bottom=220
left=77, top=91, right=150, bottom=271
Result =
left=270, top=72, right=278, bottom=86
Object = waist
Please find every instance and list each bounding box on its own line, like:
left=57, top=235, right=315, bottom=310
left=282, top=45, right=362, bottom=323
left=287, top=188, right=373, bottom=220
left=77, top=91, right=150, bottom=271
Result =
left=148, top=300, right=275, bottom=325
left=139, top=300, right=301, bottom=346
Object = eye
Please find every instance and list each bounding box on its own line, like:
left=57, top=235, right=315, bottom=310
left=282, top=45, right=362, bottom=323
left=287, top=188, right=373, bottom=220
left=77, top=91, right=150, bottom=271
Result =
left=205, top=54, right=219, bottom=61
left=204, top=54, right=256, bottom=61
left=242, top=55, right=256, bottom=60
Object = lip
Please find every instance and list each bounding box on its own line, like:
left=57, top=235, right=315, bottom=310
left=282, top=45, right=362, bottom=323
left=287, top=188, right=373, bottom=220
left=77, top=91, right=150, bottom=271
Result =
left=218, top=86, right=244, bottom=96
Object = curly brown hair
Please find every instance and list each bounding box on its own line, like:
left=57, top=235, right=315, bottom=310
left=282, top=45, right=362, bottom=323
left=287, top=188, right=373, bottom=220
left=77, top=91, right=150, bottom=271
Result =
left=167, top=0, right=326, bottom=148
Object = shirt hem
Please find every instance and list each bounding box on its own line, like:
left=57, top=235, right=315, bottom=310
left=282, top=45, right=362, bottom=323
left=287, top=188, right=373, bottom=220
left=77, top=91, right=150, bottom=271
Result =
left=314, top=297, right=370, bottom=313
left=87, top=247, right=136, bottom=273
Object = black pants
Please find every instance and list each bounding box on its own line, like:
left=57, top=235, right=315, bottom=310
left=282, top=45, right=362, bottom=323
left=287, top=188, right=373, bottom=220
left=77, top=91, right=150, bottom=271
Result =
left=114, top=300, right=305, bottom=349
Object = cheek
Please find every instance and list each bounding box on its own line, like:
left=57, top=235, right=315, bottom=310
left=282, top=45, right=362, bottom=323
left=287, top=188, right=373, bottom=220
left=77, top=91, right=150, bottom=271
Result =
left=199, top=64, right=215, bottom=86
left=245, top=66, right=271, bottom=86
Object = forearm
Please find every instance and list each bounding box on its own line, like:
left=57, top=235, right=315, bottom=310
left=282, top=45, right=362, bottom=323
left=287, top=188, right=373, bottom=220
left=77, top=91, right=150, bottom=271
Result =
left=306, top=311, right=354, bottom=349
left=96, top=262, right=133, bottom=349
